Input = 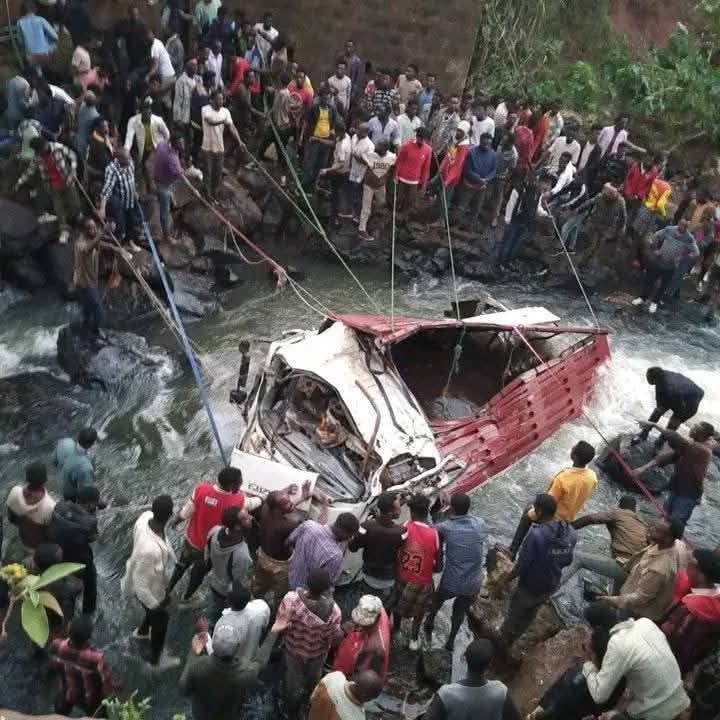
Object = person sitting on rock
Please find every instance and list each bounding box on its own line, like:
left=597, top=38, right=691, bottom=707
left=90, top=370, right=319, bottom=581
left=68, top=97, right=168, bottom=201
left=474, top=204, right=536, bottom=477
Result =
left=631, top=366, right=705, bottom=446
left=559, top=495, right=648, bottom=594
left=632, top=419, right=715, bottom=528
left=596, top=518, right=682, bottom=623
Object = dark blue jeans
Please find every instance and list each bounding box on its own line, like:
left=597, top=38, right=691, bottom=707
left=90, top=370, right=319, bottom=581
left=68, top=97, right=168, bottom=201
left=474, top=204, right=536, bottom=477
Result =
left=76, top=286, right=105, bottom=334
left=108, top=195, right=142, bottom=244
left=664, top=493, right=698, bottom=528
left=497, top=220, right=529, bottom=265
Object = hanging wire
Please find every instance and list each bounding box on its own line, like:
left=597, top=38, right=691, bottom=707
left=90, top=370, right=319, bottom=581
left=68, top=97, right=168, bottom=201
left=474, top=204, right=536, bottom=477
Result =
left=434, top=152, right=461, bottom=321
left=390, top=179, right=398, bottom=331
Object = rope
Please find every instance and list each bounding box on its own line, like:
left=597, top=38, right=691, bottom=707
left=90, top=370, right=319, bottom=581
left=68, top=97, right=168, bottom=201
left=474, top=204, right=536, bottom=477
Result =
left=510, top=325, right=671, bottom=522
left=542, top=199, right=601, bottom=328
left=136, top=203, right=228, bottom=465
left=265, top=112, right=382, bottom=313
left=442, top=325, right=466, bottom=397
left=74, top=178, right=202, bottom=353
left=223, top=227, right=265, bottom=265
left=435, top=152, right=461, bottom=321
left=4, top=0, right=23, bottom=69
left=390, top=180, right=398, bottom=331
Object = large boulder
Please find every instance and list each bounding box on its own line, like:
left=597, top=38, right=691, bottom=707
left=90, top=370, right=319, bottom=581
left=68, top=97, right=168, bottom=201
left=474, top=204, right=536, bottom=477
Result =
left=171, top=270, right=221, bottom=317
left=5, top=256, right=47, bottom=290
left=0, top=198, right=40, bottom=257
left=0, top=371, right=100, bottom=446
left=57, top=323, right=174, bottom=389
left=179, top=177, right=263, bottom=238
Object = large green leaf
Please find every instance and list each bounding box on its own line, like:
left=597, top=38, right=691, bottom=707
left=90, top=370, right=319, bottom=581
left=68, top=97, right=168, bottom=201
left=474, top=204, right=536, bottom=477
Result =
left=21, top=596, right=49, bottom=647
left=33, top=563, right=85, bottom=591
left=19, top=574, right=39, bottom=590
left=38, top=591, right=63, bottom=617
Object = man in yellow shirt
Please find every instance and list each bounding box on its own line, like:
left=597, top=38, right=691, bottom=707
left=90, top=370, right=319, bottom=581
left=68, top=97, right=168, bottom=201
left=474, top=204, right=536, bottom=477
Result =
left=509, top=441, right=597, bottom=558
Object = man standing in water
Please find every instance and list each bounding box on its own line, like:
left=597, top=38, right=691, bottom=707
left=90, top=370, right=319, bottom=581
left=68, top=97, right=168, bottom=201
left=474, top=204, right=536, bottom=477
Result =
left=632, top=366, right=705, bottom=446
left=54, top=428, right=98, bottom=501
left=122, top=495, right=179, bottom=669
left=168, top=466, right=260, bottom=603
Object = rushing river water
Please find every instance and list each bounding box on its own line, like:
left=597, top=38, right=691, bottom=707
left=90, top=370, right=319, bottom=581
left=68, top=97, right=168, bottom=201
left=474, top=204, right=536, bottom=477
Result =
left=1, top=254, right=719, bottom=716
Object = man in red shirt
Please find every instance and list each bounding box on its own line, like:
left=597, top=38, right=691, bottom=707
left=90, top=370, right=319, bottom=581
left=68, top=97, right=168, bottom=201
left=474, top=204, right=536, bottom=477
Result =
left=167, top=466, right=261, bottom=603
left=394, top=493, right=439, bottom=651
left=395, top=126, right=432, bottom=216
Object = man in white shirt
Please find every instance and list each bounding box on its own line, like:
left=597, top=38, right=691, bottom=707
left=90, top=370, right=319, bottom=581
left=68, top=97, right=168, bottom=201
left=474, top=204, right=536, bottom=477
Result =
left=122, top=496, right=179, bottom=669
left=201, top=89, right=244, bottom=200
left=5, top=462, right=56, bottom=554
left=396, top=99, right=423, bottom=145
left=471, top=105, right=495, bottom=146
left=596, top=115, right=645, bottom=161
left=125, top=97, right=170, bottom=192
left=254, top=11, right=278, bottom=67
left=319, top=119, right=353, bottom=220
left=543, top=129, right=581, bottom=172
left=358, top=140, right=397, bottom=239
left=209, top=584, right=271, bottom=665
left=207, top=40, right=224, bottom=90
left=328, top=61, right=352, bottom=118
left=173, top=59, right=202, bottom=134
left=582, top=603, right=689, bottom=720
left=349, top=124, right=374, bottom=220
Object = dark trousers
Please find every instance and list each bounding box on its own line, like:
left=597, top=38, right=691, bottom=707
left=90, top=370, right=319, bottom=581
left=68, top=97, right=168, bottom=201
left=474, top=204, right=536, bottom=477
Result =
left=424, top=588, right=474, bottom=648
left=455, top=183, right=488, bottom=223
left=108, top=196, right=142, bottom=244
left=208, top=588, right=227, bottom=631
left=329, top=171, right=351, bottom=216
left=76, top=286, right=105, bottom=334
left=509, top=506, right=533, bottom=558
left=166, top=540, right=208, bottom=600
left=396, top=180, right=419, bottom=214
left=302, top=139, right=332, bottom=189
left=498, top=584, right=551, bottom=650
left=63, top=547, right=97, bottom=615
left=139, top=604, right=169, bottom=664
left=642, top=262, right=676, bottom=304
left=497, top=220, right=529, bottom=265
left=203, top=150, right=225, bottom=199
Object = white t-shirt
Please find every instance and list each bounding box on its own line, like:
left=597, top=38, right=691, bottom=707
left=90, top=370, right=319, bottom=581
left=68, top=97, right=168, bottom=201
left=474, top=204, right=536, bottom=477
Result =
left=333, top=134, right=352, bottom=173
left=546, top=136, right=581, bottom=171
left=201, top=105, right=232, bottom=153
left=253, top=23, right=278, bottom=65
left=471, top=116, right=496, bottom=146
left=328, top=74, right=352, bottom=112
left=350, top=135, right=374, bottom=183
left=363, top=149, right=397, bottom=180
left=208, top=599, right=271, bottom=664
left=151, top=37, right=176, bottom=81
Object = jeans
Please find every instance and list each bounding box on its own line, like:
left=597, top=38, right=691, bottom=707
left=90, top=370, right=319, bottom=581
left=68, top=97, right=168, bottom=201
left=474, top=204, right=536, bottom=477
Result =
left=455, top=183, right=488, bottom=223
left=561, top=214, right=585, bottom=251
left=642, top=262, right=676, bottom=304
left=203, top=150, right=224, bottom=199
left=139, top=604, right=169, bottom=664
left=166, top=540, right=208, bottom=600
left=559, top=550, right=628, bottom=593
left=497, top=220, right=529, bottom=265
left=75, top=286, right=105, bottom=334
left=108, top=196, right=142, bottom=244
left=284, top=651, right=326, bottom=717
left=156, top=184, right=172, bottom=237
left=302, top=138, right=332, bottom=189
left=329, top=172, right=351, bottom=216
left=509, top=506, right=533, bottom=558
left=396, top=179, right=419, bottom=214
left=207, top=588, right=227, bottom=631
left=668, top=256, right=695, bottom=297
left=664, top=493, right=698, bottom=528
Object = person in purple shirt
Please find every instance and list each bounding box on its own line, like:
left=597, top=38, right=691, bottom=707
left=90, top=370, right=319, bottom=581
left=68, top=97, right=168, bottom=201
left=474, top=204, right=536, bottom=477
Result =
left=153, top=132, right=185, bottom=243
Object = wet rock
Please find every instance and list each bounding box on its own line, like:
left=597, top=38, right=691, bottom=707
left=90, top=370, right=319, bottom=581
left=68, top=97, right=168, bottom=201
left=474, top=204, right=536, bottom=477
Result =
left=102, top=282, right=159, bottom=330
left=5, top=256, right=47, bottom=290
left=46, top=241, right=74, bottom=297
left=0, top=198, right=40, bottom=257
left=0, top=371, right=100, bottom=446
left=171, top=270, right=221, bottom=317
left=57, top=323, right=173, bottom=389
left=159, top=237, right=197, bottom=269
left=262, top=194, right=286, bottom=232
left=236, top=165, right=272, bottom=199
left=190, top=256, right=214, bottom=275
left=598, top=432, right=672, bottom=493
left=508, top=625, right=592, bottom=715
left=179, top=177, right=263, bottom=238
left=419, top=648, right=452, bottom=689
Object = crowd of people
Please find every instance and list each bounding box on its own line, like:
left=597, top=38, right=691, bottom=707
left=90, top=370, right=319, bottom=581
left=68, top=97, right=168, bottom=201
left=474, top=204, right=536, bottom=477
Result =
left=1, top=361, right=718, bottom=720
left=2, top=2, right=720, bottom=720
left=4, top=0, right=720, bottom=340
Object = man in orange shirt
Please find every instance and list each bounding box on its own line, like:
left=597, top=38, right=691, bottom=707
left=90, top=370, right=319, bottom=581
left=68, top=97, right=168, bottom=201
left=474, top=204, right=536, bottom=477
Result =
left=509, top=441, right=597, bottom=558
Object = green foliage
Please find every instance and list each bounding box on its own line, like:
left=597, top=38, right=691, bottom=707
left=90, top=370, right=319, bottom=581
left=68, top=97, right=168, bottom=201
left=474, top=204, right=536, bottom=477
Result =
left=102, top=692, right=152, bottom=720
left=471, top=1, right=720, bottom=144
left=1, top=561, right=84, bottom=646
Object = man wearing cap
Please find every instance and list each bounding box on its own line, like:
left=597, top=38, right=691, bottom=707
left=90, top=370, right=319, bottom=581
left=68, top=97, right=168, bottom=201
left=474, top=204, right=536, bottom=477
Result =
left=180, top=620, right=271, bottom=720
left=124, top=97, right=170, bottom=193
left=333, top=595, right=391, bottom=681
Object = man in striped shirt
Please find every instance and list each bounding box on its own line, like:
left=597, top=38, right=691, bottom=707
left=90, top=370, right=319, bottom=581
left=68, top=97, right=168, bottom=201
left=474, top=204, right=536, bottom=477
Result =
left=98, top=148, right=142, bottom=252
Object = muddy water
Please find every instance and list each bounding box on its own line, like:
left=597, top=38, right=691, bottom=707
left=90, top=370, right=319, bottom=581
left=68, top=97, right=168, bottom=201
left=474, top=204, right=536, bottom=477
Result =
left=1, top=257, right=719, bottom=716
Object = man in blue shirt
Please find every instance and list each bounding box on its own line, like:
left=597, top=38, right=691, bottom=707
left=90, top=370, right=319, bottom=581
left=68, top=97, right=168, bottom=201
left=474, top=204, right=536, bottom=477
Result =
left=423, top=493, right=487, bottom=651
left=454, top=132, right=496, bottom=226
left=54, top=427, right=98, bottom=501
left=17, top=1, right=58, bottom=64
